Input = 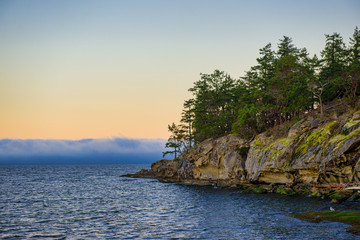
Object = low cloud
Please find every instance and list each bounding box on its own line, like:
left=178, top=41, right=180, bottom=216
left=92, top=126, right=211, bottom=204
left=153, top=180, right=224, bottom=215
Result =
left=0, top=138, right=167, bottom=165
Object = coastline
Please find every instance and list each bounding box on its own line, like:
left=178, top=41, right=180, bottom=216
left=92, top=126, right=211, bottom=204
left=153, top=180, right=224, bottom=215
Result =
left=124, top=107, right=360, bottom=203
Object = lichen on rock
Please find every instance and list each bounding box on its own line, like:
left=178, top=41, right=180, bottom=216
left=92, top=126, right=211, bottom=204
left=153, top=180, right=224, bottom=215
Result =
left=126, top=109, right=360, bottom=200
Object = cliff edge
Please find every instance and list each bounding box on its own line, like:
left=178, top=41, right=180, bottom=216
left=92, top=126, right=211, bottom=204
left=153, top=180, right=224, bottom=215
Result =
left=125, top=108, right=360, bottom=201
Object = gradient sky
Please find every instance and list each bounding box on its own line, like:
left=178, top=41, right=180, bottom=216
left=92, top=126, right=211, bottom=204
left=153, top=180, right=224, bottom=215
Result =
left=1, top=0, right=359, bottom=140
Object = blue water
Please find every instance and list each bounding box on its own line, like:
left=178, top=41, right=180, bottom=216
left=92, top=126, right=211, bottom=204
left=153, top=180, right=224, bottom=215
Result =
left=1, top=164, right=360, bottom=239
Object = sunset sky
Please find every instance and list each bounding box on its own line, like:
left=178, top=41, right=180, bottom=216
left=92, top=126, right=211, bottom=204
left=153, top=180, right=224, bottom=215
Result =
left=1, top=0, right=359, bottom=140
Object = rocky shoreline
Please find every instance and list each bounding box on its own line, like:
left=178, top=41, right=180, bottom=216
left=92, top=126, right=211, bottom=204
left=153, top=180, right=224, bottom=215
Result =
left=124, top=109, right=360, bottom=203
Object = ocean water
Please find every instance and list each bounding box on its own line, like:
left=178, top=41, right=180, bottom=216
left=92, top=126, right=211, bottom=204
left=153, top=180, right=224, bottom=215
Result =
left=1, top=164, right=360, bottom=239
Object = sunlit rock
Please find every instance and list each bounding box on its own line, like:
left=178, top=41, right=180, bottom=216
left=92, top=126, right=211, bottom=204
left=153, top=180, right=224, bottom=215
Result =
left=127, top=109, right=360, bottom=200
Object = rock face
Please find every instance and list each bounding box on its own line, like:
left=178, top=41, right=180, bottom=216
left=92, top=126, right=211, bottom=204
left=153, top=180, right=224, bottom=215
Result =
left=177, top=136, right=249, bottom=186
left=127, top=110, right=360, bottom=197
left=245, top=115, right=360, bottom=186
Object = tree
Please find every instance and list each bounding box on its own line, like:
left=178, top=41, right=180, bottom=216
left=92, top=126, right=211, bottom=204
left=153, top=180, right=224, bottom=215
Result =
left=188, top=70, right=238, bottom=142
left=346, top=26, right=360, bottom=99
left=254, top=43, right=276, bottom=81
left=266, top=37, right=312, bottom=123
left=232, top=104, right=259, bottom=139
left=320, top=32, right=347, bottom=100
left=162, top=123, right=185, bottom=159
left=180, top=99, right=195, bottom=150
left=269, top=55, right=304, bottom=123
left=164, top=29, right=359, bottom=153
left=321, top=33, right=347, bottom=66
left=349, top=27, right=360, bottom=63
left=277, top=36, right=299, bottom=58
left=162, top=140, right=182, bottom=159
left=305, top=54, right=328, bottom=115
left=239, top=43, right=278, bottom=133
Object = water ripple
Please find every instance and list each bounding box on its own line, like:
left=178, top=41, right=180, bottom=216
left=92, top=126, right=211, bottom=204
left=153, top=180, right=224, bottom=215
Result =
left=1, top=164, right=360, bottom=239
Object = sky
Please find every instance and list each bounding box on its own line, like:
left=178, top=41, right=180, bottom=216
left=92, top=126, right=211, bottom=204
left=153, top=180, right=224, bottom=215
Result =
left=0, top=0, right=359, bottom=144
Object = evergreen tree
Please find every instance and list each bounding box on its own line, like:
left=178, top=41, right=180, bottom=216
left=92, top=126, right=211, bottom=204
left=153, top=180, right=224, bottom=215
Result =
left=180, top=99, right=195, bottom=150
left=162, top=123, right=185, bottom=159
left=277, top=36, right=299, bottom=58
left=347, top=26, right=360, bottom=99
left=165, top=27, right=360, bottom=154
left=320, top=32, right=347, bottom=100
left=322, top=33, right=347, bottom=66
left=305, top=54, right=328, bottom=115
left=269, top=54, right=311, bottom=123
left=240, top=43, right=278, bottom=133
left=188, top=70, right=238, bottom=142
left=254, top=43, right=276, bottom=81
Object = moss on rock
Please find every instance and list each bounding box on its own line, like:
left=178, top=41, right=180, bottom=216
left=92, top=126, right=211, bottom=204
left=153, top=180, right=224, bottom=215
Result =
left=275, top=186, right=295, bottom=195
left=287, top=211, right=360, bottom=235
left=329, top=192, right=348, bottom=202
left=247, top=186, right=267, bottom=194
left=343, top=119, right=360, bottom=135
left=293, top=121, right=337, bottom=161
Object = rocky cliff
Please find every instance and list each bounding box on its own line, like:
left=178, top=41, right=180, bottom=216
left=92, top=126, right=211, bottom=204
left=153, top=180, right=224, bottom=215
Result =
left=126, top=108, right=360, bottom=201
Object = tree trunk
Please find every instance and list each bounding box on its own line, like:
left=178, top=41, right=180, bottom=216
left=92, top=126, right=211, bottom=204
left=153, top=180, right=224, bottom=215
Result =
left=319, top=97, right=323, bottom=116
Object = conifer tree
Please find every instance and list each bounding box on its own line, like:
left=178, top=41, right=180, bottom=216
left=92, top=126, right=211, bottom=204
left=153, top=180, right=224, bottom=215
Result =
left=277, top=36, right=299, bottom=58
left=164, top=27, right=360, bottom=153
left=162, top=123, right=184, bottom=159
left=188, top=70, right=238, bottom=142
left=347, top=27, right=360, bottom=99
left=306, top=54, right=328, bottom=115
left=180, top=99, right=195, bottom=150
left=320, top=32, right=347, bottom=100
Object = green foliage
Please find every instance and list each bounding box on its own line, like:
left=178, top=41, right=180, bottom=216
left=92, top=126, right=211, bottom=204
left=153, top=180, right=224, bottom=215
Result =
left=277, top=36, right=299, bottom=57
left=346, top=27, right=360, bottom=100
left=232, top=104, right=259, bottom=139
left=188, top=70, right=240, bottom=142
left=165, top=27, right=360, bottom=151
left=163, top=123, right=185, bottom=159
left=320, top=32, right=348, bottom=101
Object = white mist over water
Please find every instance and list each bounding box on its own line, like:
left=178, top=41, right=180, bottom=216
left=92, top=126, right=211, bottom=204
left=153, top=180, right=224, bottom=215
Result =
left=0, top=138, right=167, bottom=165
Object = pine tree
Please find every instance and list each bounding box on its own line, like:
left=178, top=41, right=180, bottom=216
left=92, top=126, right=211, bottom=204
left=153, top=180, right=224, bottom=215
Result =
left=277, top=36, right=299, bottom=58
left=162, top=123, right=185, bottom=159
left=320, top=32, right=347, bottom=100
left=180, top=99, right=195, bottom=150
left=188, top=70, right=238, bottom=142
left=347, top=26, right=360, bottom=99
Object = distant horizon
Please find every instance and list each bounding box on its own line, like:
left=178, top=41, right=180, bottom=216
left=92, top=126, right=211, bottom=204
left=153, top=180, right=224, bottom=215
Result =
left=1, top=0, right=359, bottom=140
left=0, top=136, right=167, bottom=141
left=0, top=155, right=159, bottom=166
left=0, top=137, right=168, bottom=165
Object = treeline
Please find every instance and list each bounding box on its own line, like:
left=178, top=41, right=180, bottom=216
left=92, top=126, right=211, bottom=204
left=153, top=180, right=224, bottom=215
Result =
left=163, top=27, right=360, bottom=159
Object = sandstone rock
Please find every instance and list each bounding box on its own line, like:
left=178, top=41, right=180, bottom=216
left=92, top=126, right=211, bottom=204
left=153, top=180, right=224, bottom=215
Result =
left=180, top=135, right=249, bottom=185
left=126, top=109, right=360, bottom=200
